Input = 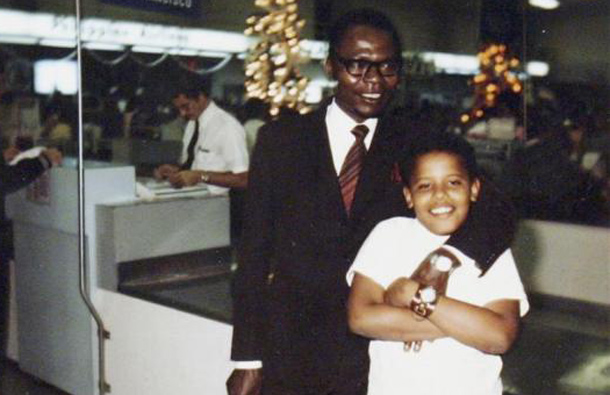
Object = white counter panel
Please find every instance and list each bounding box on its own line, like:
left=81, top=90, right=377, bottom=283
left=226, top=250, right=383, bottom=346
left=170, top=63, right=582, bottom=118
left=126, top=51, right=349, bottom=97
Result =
left=98, top=289, right=233, bottom=395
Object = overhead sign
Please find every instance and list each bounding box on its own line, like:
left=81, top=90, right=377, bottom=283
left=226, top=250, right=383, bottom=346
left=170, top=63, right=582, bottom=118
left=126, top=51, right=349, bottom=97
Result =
left=100, top=0, right=201, bottom=18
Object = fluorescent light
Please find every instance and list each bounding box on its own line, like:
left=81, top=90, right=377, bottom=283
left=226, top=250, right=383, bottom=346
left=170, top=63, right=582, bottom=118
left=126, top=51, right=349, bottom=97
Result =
left=82, top=42, right=125, bottom=51
left=526, top=61, right=550, bottom=76
left=529, top=0, right=560, bottom=10
left=0, top=34, right=38, bottom=45
left=167, top=48, right=198, bottom=56
left=199, top=50, right=232, bottom=58
left=34, top=59, right=78, bottom=95
left=39, top=38, right=76, bottom=48
left=420, top=52, right=480, bottom=75
left=131, top=45, right=166, bottom=54
left=0, top=8, right=327, bottom=60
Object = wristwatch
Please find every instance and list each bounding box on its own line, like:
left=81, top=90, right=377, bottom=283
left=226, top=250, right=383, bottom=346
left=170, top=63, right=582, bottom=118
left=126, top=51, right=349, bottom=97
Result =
left=410, top=284, right=438, bottom=318
left=200, top=172, right=211, bottom=183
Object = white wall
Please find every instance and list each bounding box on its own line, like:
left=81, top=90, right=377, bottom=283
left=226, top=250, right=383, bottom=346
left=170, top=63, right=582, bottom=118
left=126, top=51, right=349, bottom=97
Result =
left=513, top=220, right=610, bottom=305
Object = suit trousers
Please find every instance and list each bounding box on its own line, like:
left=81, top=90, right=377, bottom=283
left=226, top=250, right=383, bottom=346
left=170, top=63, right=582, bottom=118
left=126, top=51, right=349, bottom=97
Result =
left=262, top=369, right=368, bottom=395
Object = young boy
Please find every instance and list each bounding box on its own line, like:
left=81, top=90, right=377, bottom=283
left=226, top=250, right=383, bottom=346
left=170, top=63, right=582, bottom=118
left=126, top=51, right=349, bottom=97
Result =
left=347, top=132, right=529, bottom=395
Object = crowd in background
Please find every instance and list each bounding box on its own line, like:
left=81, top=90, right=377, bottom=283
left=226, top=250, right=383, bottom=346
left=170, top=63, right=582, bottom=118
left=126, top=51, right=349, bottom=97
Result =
left=1, top=81, right=609, bottom=228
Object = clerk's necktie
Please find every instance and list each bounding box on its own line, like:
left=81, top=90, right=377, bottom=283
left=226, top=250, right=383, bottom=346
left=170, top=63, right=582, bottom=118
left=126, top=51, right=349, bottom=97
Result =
left=339, top=124, right=369, bottom=215
left=182, top=120, right=200, bottom=170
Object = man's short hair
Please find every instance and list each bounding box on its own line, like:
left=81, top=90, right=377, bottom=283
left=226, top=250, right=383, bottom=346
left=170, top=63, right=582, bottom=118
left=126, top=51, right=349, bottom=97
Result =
left=328, top=8, right=403, bottom=61
left=398, top=132, right=480, bottom=185
left=172, top=77, right=211, bottom=100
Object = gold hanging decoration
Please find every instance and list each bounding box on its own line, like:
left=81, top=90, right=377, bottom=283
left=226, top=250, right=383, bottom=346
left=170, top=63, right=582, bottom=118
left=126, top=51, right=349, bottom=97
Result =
left=244, top=0, right=311, bottom=117
left=461, top=43, right=523, bottom=124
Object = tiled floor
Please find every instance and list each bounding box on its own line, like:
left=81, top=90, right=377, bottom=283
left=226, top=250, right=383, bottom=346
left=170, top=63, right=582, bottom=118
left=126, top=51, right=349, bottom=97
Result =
left=1, top=303, right=608, bottom=395
left=502, top=306, right=610, bottom=395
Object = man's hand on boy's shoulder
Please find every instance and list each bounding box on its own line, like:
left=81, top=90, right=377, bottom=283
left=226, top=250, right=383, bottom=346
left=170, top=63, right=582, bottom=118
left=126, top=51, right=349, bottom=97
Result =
left=226, top=368, right=262, bottom=395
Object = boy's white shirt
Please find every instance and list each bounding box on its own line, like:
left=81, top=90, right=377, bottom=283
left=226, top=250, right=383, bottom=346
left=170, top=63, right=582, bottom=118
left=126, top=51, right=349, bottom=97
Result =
left=347, top=217, right=529, bottom=395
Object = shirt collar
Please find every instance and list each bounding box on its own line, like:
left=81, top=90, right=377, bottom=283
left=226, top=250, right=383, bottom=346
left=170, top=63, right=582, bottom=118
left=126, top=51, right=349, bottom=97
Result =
left=198, top=100, right=217, bottom=125
left=326, top=99, right=378, bottom=134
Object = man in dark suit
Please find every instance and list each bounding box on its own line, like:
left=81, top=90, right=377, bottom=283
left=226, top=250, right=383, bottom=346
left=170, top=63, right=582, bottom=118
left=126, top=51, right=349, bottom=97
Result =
left=227, top=9, right=515, bottom=395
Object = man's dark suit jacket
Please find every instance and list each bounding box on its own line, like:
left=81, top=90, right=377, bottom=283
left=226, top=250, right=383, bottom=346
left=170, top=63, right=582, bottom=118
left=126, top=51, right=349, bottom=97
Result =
left=231, top=103, right=515, bottom=392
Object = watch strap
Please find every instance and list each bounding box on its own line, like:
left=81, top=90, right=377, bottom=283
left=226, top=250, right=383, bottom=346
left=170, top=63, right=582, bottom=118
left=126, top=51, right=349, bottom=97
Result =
left=410, top=284, right=437, bottom=318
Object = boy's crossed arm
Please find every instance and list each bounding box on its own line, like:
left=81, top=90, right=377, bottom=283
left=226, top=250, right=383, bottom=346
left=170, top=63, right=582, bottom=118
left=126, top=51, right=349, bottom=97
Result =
left=348, top=273, right=445, bottom=343
left=382, top=274, right=520, bottom=354
left=348, top=271, right=521, bottom=355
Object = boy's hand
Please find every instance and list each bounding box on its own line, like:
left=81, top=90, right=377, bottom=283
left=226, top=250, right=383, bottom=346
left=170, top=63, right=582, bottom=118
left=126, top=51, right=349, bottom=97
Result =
left=384, top=277, right=418, bottom=308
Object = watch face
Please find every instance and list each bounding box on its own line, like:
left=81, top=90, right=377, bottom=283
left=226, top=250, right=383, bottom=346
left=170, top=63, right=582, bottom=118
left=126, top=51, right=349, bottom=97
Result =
left=434, top=256, right=453, bottom=272
left=420, top=286, right=437, bottom=303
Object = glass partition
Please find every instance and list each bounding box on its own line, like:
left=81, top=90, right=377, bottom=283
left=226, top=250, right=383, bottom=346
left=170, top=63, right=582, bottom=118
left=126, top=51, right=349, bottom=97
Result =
left=509, top=0, right=609, bottom=227
left=0, top=0, right=84, bottom=393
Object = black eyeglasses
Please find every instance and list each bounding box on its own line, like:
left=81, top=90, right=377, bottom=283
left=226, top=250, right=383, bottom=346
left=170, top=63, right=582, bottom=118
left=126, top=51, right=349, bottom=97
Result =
left=334, top=56, right=402, bottom=77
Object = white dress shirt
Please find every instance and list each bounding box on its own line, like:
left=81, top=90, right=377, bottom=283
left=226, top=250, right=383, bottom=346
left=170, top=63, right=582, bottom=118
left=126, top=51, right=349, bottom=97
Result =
left=325, top=100, right=378, bottom=174
left=180, top=101, right=249, bottom=195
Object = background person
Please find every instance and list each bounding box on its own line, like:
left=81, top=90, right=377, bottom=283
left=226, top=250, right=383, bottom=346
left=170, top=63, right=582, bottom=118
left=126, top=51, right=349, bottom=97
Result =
left=0, top=146, right=62, bottom=357
left=154, top=82, right=249, bottom=194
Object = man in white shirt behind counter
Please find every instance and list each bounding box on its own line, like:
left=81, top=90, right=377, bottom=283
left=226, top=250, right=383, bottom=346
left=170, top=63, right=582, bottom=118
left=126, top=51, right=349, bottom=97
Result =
left=154, top=83, right=249, bottom=195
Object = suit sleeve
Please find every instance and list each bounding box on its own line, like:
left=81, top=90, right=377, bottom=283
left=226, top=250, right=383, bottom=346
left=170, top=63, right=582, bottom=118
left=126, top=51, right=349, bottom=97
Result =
left=446, top=177, right=517, bottom=273
left=0, top=157, right=46, bottom=196
left=230, top=123, right=276, bottom=361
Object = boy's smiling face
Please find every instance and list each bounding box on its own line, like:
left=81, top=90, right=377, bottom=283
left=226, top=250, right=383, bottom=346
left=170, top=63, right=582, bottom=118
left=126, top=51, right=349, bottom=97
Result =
left=403, top=151, right=481, bottom=235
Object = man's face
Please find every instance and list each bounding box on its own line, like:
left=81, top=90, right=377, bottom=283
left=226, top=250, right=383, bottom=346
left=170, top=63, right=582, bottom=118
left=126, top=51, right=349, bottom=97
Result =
left=326, top=25, right=400, bottom=123
left=173, top=93, right=208, bottom=121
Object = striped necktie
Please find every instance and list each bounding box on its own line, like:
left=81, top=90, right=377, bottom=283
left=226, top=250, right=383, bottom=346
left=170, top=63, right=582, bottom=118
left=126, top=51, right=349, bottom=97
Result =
left=339, top=124, right=369, bottom=215
left=182, top=120, right=200, bottom=170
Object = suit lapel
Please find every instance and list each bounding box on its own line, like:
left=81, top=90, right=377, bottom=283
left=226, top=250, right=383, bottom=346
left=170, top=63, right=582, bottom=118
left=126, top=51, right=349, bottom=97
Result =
left=350, top=115, right=397, bottom=219
left=305, top=105, right=399, bottom=222
left=310, top=109, right=347, bottom=219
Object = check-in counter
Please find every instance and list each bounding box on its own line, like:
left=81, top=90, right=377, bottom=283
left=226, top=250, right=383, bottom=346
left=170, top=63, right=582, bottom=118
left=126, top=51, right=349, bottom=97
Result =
left=96, top=188, right=231, bottom=291
left=6, top=161, right=234, bottom=395
left=6, top=160, right=135, bottom=395
left=94, top=180, right=234, bottom=395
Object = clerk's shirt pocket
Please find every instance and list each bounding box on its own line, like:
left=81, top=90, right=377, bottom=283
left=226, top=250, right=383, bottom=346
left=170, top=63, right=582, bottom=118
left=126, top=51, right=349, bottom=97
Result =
left=194, top=146, right=226, bottom=171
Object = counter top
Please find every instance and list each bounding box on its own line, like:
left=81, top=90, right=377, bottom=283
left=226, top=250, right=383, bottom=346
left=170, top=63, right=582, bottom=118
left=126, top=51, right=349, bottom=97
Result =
left=121, top=272, right=233, bottom=324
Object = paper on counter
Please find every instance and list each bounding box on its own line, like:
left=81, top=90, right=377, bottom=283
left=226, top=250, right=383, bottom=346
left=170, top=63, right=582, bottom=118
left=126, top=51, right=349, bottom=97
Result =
left=136, top=179, right=208, bottom=200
